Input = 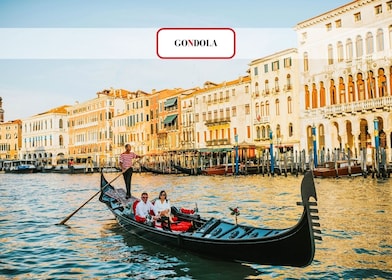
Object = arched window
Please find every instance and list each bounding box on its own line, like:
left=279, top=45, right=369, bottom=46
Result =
left=275, top=99, right=280, bottom=116
left=367, top=70, right=376, bottom=99
left=328, top=44, right=334, bottom=65
left=365, top=32, right=374, bottom=54
left=264, top=80, right=269, bottom=94
left=287, top=96, right=292, bottom=114
left=276, top=124, right=281, bottom=138
left=59, top=135, right=64, bottom=146
left=303, top=52, right=309, bottom=72
left=378, top=68, right=387, bottom=97
left=312, top=83, right=318, bottom=108
left=275, top=77, right=279, bottom=92
left=339, top=77, right=346, bottom=103
left=265, top=101, right=270, bottom=116
left=288, top=123, right=293, bottom=137
left=376, top=28, right=384, bottom=52
left=337, top=41, right=344, bottom=62
left=260, top=102, right=265, bottom=116
left=319, top=81, right=326, bottom=107
left=255, top=82, right=259, bottom=94
left=356, top=35, right=363, bottom=57
left=346, top=38, right=353, bottom=60
left=348, top=75, right=356, bottom=102
left=357, top=72, right=365, bottom=100
left=330, top=79, right=337, bottom=105
left=389, top=25, right=392, bottom=50
left=256, top=126, right=261, bottom=139
left=286, top=74, right=292, bottom=90
left=305, top=84, right=310, bottom=109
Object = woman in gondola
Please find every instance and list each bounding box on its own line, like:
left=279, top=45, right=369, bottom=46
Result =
left=154, top=190, right=174, bottom=223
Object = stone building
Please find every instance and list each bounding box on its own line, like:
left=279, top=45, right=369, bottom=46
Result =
left=296, top=0, right=392, bottom=161
left=20, top=105, right=70, bottom=167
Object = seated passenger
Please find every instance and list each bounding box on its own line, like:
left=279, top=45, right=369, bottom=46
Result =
left=154, top=190, right=174, bottom=223
left=135, top=191, right=155, bottom=220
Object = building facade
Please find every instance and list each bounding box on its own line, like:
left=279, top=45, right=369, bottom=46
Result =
left=20, top=105, right=70, bottom=167
left=296, top=0, right=392, bottom=161
left=67, top=88, right=129, bottom=167
left=0, top=119, right=22, bottom=160
left=249, top=48, right=301, bottom=156
left=112, top=90, right=150, bottom=161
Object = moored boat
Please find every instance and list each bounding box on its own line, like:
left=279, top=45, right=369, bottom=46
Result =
left=201, top=164, right=234, bottom=175
left=99, top=171, right=322, bottom=267
left=3, top=160, right=38, bottom=174
left=173, top=165, right=202, bottom=175
left=313, top=160, right=363, bottom=178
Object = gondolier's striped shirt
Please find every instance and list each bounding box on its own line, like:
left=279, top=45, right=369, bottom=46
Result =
left=119, top=152, right=138, bottom=169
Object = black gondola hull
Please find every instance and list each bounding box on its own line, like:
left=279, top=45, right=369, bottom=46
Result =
left=99, top=171, right=320, bottom=267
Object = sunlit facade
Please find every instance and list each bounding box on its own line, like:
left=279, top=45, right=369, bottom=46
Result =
left=67, top=88, right=129, bottom=167
left=190, top=77, right=252, bottom=150
left=0, top=119, right=21, bottom=160
left=112, top=90, right=150, bottom=161
left=20, top=105, right=70, bottom=166
left=296, top=0, right=392, bottom=161
left=249, top=48, right=301, bottom=153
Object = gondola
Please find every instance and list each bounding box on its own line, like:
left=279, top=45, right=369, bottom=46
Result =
left=141, top=165, right=177, bottom=174
left=173, top=164, right=202, bottom=175
left=99, top=171, right=322, bottom=267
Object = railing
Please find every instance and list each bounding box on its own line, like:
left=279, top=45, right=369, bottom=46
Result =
left=254, top=116, right=270, bottom=124
left=206, top=138, right=230, bottom=146
left=305, top=96, right=392, bottom=117
left=205, top=117, right=231, bottom=126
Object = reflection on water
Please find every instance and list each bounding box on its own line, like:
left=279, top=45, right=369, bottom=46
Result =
left=0, top=172, right=391, bottom=279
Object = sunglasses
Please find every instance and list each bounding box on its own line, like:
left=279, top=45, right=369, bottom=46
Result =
left=142, top=196, right=148, bottom=199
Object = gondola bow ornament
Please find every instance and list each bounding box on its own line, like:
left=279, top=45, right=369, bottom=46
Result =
left=229, top=206, right=240, bottom=224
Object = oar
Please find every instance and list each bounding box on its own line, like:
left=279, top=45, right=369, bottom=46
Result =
left=56, top=171, right=125, bottom=225
left=57, top=157, right=144, bottom=225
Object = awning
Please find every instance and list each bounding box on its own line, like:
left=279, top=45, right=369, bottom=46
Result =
left=163, top=114, right=178, bottom=124
left=164, top=97, right=178, bottom=108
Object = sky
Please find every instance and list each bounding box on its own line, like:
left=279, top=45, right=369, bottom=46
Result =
left=0, top=0, right=351, bottom=121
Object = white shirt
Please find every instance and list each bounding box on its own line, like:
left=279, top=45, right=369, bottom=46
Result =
left=135, top=200, right=154, bottom=217
left=154, top=199, right=171, bottom=216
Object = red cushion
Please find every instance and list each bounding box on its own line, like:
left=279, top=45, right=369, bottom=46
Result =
left=180, top=208, right=195, bottom=214
left=133, top=200, right=140, bottom=214
left=171, top=221, right=192, bottom=232
left=135, top=215, right=146, bottom=223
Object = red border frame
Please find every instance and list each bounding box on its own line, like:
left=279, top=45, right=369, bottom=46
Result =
left=156, top=27, right=236, bottom=59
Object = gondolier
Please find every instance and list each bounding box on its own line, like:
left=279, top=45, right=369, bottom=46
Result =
left=119, top=144, right=142, bottom=199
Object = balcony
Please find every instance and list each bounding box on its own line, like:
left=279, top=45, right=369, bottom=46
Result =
left=305, top=96, right=392, bottom=118
left=205, top=117, right=231, bottom=127
left=206, top=138, right=230, bottom=146
left=254, top=116, right=270, bottom=124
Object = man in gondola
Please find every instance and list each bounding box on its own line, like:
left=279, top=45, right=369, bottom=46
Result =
left=119, top=144, right=142, bottom=199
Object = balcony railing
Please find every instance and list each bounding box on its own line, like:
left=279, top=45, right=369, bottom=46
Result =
left=254, top=116, right=270, bottom=124
left=206, top=138, right=230, bottom=146
left=305, top=96, right=392, bottom=118
left=205, top=117, right=231, bottom=126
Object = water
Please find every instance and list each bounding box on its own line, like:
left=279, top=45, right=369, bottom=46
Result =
left=0, top=172, right=391, bottom=279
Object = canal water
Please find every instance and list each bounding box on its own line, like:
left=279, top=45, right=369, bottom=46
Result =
left=0, top=172, right=391, bottom=279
